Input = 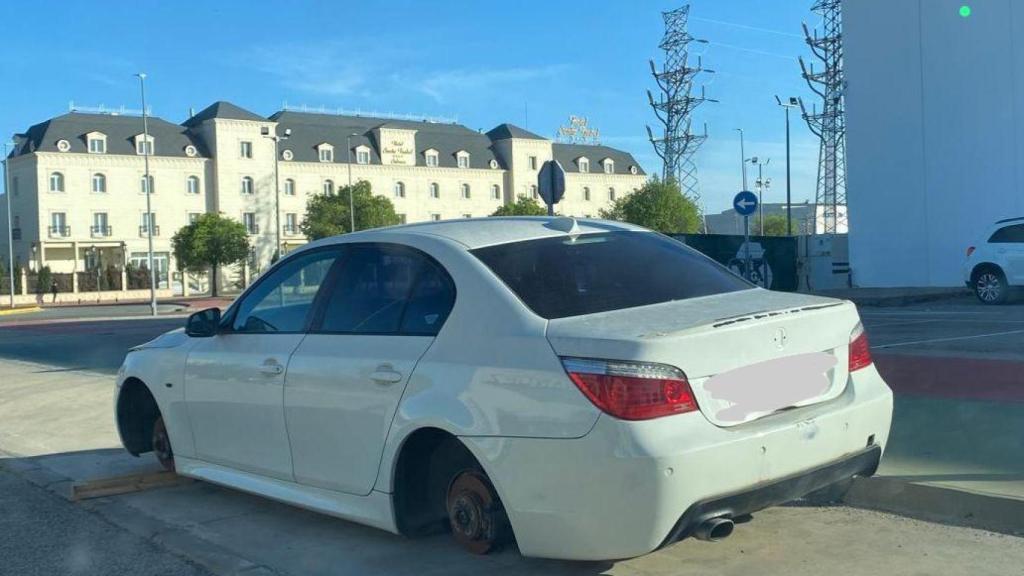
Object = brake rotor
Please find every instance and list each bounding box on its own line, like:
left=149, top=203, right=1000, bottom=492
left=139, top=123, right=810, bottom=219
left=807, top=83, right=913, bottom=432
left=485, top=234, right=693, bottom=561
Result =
left=447, top=471, right=501, bottom=555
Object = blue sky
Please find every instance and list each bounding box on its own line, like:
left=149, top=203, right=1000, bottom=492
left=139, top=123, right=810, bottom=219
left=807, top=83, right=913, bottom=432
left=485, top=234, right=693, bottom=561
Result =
left=0, top=0, right=822, bottom=213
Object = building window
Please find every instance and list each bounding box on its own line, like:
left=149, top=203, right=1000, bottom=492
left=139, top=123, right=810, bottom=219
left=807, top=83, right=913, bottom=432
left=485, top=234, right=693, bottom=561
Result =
left=140, top=212, right=157, bottom=236
left=457, top=153, right=469, bottom=169
left=431, top=213, right=441, bottom=221
left=50, top=212, right=68, bottom=237
left=425, top=151, right=439, bottom=167
left=394, top=181, right=406, bottom=198
left=91, top=173, right=106, bottom=193
left=491, top=184, right=501, bottom=200
left=319, top=146, right=334, bottom=163
left=240, top=141, right=253, bottom=159
left=583, top=186, right=591, bottom=201
left=397, top=214, right=407, bottom=224
left=284, top=178, right=295, bottom=196
left=91, top=212, right=110, bottom=237
left=323, top=179, right=334, bottom=195
left=241, top=176, right=254, bottom=195
left=609, top=187, right=616, bottom=201
left=529, top=155, right=538, bottom=170
left=11, top=177, right=18, bottom=196
left=187, top=176, right=201, bottom=195
left=430, top=182, right=440, bottom=199
left=578, top=157, right=590, bottom=173
left=461, top=183, right=471, bottom=199
left=136, top=138, right=153, bottom=156
left=243, top=212, right=258, bottom=235
left=604, top=159, right=615, bottom=174
left=49, top=172, right=64, bottom=192
left=140, top=175, right=154, bottom=195
left=285, top=213, right=298, bottom=234
left=188, top=212, right=201, bottom=224
left=88, top=136, right=106, bottom=154
left=356, top=148, right=370, bottom=165
left=530, top=185, right=538, bottom=199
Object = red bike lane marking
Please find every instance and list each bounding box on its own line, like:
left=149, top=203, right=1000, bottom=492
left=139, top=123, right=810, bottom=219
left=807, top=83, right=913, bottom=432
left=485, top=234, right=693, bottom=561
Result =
left=873, top=353, right=1024, bottom=403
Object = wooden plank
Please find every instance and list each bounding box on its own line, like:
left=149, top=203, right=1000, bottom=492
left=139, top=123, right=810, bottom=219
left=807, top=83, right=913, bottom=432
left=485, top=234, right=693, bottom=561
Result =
left=70, top=470, right=192, bottom=501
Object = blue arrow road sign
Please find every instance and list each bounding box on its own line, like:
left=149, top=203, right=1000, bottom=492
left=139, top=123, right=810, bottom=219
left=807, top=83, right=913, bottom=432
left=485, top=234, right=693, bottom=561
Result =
left=733, top=190, right=758, bottom=216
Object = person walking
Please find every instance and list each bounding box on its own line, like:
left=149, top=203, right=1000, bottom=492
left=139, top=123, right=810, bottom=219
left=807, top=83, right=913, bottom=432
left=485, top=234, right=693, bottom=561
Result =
left=50, top=279, right=58, bottom=303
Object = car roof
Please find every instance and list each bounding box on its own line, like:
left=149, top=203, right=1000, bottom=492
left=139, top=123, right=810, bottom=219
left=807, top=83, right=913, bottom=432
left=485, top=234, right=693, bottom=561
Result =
left=994, top=216, right=1024, bottom=225
left=314, top=217, right=650, bottom=250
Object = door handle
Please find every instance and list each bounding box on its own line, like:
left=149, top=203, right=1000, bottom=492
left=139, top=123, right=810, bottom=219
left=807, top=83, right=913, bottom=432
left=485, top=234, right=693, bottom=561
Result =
left=259, top=359, right=284, bottom=376
left=370, top=365, right=404, bottom=384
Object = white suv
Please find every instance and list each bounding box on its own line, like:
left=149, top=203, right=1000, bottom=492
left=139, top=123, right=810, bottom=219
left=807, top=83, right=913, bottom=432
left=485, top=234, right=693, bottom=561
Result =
left=964, top=217, right=1024, bottom=304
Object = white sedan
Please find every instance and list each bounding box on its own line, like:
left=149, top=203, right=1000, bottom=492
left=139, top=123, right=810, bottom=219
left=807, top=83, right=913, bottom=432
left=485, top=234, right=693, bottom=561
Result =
left=115, top=217, right=893, bottom=560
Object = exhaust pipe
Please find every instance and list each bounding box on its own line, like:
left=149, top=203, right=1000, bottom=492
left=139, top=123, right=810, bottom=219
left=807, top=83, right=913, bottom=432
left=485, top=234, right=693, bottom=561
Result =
left=693, top=517, right=734, bottom=542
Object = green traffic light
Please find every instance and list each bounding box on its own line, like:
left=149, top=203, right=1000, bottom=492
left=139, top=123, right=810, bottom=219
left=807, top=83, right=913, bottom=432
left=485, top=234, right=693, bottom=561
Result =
left=959, top=5, right=971, bottom=17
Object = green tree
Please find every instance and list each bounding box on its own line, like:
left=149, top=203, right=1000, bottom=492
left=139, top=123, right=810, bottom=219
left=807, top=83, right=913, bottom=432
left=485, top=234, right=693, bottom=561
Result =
left=598, top=178, right=702, bottom=233
left=301, top=181, right=401, bottom=240
left=172, top=213, right=250, bottom=297
left=35, top=266, right=52, bottom=296
left=751, top=214, right=795, bottom=236
left=490, top=195, right=549, bottom=217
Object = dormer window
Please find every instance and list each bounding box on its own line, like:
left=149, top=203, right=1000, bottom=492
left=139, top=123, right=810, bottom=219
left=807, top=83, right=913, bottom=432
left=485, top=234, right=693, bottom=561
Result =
left=135, top=134, right=154, bottom=156
left=578, top=157, right=590, bottom=173
left=424, top=149, right=439, bottom=167
left=355, top=145, right=370, bottom=165
left=456, top=151, right=470, bottom=169
left=317, top=143, right=334, bottom=163
left=603, top=158, right=615, bottom=174
left=87, top=132, right=107, bottom=154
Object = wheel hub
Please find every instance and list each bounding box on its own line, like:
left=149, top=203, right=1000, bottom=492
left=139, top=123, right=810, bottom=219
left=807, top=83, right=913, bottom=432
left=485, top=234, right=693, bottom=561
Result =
left=446, top=471, right=502, bottom=554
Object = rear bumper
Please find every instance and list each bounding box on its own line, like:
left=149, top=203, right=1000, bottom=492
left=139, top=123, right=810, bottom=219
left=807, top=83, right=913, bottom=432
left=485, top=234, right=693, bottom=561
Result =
left=462, top=363, right=893, bottom=561
left=660, top=444, right=881, bottom=547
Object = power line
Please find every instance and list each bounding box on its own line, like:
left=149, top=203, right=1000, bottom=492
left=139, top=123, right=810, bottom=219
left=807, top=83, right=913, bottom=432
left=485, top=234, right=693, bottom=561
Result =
left=691, top=16, right=805, bottom=39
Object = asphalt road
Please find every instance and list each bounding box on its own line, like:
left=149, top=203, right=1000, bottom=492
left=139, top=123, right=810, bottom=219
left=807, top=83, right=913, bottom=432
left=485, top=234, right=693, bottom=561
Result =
left=0, top=466, right=212, bottom=576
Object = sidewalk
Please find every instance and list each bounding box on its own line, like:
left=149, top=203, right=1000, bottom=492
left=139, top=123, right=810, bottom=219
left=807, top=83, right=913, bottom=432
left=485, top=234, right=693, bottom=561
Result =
left=811, top=287, right=971, bottom=307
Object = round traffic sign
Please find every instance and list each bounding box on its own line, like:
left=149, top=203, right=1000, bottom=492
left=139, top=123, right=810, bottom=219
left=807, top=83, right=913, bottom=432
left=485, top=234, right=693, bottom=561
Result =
left=733, top=190, right=758, bottom=216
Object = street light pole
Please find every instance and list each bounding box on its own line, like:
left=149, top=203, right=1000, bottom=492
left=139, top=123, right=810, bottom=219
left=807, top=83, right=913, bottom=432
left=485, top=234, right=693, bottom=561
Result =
left=136, top=73, right=157, bottom=317
left=346, top=133, right=357, bottom=233
left=776, top=96, right=799, bottom=235
left=735, top=128, right=747, bottom=190
left=755, top=158, right=770, bottom=235
left=3, top=142, right=15, bottom=309
left=262, top=127, right=290, bottom=261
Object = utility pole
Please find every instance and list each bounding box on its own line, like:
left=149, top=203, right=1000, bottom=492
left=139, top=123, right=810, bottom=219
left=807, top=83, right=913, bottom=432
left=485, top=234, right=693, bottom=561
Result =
left=800, top=0, right=847, bottom=235
left=735, top=128, right=747, bottom=190
left=136, top=73, right=157, bottom=316
left=3, top=141, right=14, bottom=308
left=346, top=133, right=357, bottom=233
left=776, top=96, right=799, bottom=235
left=647, top=4, right=716, bottom=202
left=755, top=158, right=770, bottom=235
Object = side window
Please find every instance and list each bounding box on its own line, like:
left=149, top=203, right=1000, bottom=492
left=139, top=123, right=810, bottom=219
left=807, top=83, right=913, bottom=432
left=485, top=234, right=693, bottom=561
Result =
left=232, top=250, right=338, bottom=333
left=318, top=244, right=455, bottom=335
left=989, top=224, right=1024, bottom=243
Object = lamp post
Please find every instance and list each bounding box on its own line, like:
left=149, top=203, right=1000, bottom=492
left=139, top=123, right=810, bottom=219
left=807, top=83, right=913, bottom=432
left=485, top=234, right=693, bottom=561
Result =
left=3, top=141, right=15, bottom=308
left=754, top=158, right=771, bottom=235
left=775, top=96, right=799, bottom=235
left=135, top=73, right=157, bottom=316
left=734, top=128, right=748, bottom=190
left=261, top=126, right=291, bottom=261
left=346, top=133, right=358, bottom=233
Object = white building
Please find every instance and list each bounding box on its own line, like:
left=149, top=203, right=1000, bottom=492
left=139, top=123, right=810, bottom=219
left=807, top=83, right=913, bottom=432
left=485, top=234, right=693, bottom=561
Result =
left=845, top=0, right=1024, bottom=287
left=2, top=101, right=645, bottom=292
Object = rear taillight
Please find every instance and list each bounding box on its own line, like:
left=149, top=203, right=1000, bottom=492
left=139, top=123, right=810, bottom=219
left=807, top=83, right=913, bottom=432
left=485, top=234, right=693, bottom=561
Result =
left=966, top=246, right=976, bottom=258
left=849, top=322, right=872, bottom=372
left=562, top=358, right=697, bottom=421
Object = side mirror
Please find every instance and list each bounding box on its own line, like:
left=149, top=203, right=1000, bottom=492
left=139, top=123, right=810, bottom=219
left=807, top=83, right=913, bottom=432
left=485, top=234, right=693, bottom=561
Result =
left=185, top=307, right=221, bottom=338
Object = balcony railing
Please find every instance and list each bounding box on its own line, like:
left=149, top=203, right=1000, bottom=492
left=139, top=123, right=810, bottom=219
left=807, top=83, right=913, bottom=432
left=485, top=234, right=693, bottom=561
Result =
left=90, top=225, right=113, bottom=237
left=246, top=224, right=260, bottom=235
left=283, top=225, right=299, bottom=235
left=139, top=225, right=160, bottom=237
left=11, top=228, right=21, bottom=240
left=48, top=226, right=71, bottom=238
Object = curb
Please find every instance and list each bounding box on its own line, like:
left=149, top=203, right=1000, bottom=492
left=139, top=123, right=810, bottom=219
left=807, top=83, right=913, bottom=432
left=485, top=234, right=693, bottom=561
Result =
left=845, top=476, right=1024, bottom=536
left=0, top=306, right=42, bottom=316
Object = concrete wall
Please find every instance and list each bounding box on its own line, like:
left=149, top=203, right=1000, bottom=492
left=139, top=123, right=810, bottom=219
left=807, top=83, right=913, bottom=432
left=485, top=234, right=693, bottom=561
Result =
left=845, top=0, right=1024, bottom=286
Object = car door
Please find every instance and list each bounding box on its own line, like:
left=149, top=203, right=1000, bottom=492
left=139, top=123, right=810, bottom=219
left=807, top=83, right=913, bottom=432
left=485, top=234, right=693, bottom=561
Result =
left=284, top=243, right=456, bottom=495
left=998, top=224, right=1024, bottom=283
left=184, top=248, right=341, bottom=480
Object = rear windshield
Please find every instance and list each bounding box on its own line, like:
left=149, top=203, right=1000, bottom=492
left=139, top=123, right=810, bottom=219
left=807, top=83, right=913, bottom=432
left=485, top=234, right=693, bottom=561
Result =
left=471, top=231, right=752, bottom=319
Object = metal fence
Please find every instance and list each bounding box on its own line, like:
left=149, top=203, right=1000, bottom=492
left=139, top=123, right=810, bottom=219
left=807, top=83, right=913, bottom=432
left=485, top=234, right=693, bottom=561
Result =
left=671, top=233, right=799, bottom=292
